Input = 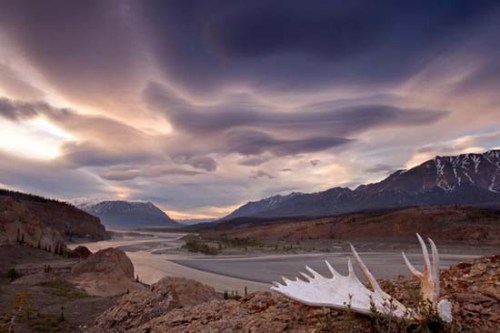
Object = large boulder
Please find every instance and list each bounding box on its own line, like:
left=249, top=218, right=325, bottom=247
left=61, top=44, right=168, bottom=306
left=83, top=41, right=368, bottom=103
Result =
left=88, top=277, right=221, bottom=332
left=69, top=245, right=92, bottom=259
left=70, top=248, right=137, bottom=296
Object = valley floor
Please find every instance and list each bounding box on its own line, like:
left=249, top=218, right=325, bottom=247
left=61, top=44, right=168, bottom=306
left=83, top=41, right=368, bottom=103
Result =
left=70, top=231, right=497, bottom=294
left=2, top=232, right=498, bottom=332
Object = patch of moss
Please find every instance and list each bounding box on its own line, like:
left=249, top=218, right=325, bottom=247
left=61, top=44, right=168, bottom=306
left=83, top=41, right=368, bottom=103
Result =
left=40, top=280, right=89, bottom=299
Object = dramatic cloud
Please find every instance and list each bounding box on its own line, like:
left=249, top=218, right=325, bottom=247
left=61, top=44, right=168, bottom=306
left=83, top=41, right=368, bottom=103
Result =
left=238, top=156, right=271, bottom=167
left=250, top=170, right=274, bottom=180
left=144, top=82, right=447, bottom=159
left=0, top=98, right=52, bottom=120
left=0, top=0, right=149, bottom=108
left=139, top=0, right=500, bottom=93
left=172, top=156, right=218, bottom=172
left=0, top=151, right=107, bottom=198
left=0, top=1, right=499, bottom=218
left=145, top=82, right=447, bottom=136
left=226, top=130, right=351, bottom=156
left=99, top=165, right=203, bottom=181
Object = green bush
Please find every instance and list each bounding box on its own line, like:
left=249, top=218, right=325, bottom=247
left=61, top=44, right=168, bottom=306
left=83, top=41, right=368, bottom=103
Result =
left=182, top=240, right=219, bottom=255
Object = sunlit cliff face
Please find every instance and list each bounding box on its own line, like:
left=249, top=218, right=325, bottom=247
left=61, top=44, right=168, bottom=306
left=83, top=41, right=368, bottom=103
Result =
left=0, top=0, right=499, bottom=218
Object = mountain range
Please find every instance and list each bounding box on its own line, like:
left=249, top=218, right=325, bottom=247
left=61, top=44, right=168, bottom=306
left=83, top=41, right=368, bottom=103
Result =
left=78, top=200, right=181, bottom=229
left=222, top=150, right=500, bottom=220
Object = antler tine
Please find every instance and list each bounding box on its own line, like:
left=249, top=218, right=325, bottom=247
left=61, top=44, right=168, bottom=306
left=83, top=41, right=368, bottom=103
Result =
left=281, top=276, right=292, bottom=285
left=347, top=258, right=355, bottom=277
left=350, top=243, right=409, bottom=315
left=402, top=251, right=424, bottom=280
left=300, top=272, right=312, bottom=282
left=416, top=233, right=431, bottom=276
left=305, top=265, right=324, bottom=279
left=325, top=260, right=340, bottom=277
left=349, top=243, right=383, bottom=293
left=428, top=238, right=440, bottom=300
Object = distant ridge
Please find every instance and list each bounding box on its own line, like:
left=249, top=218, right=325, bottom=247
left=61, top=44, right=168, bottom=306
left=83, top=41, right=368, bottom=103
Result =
left=79, top=200, right=181, bottom=229
left=222, top=150, right=500, bottom=220
left=0, top=189, right=109, bottom=247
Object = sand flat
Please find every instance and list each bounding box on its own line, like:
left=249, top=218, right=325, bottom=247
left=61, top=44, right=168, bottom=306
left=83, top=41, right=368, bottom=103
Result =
left=70, top=232, right=484, bottom=293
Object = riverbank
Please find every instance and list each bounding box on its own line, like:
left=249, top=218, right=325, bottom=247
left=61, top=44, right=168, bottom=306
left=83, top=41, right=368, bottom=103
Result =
left=70, top=231, right=495, bottom=294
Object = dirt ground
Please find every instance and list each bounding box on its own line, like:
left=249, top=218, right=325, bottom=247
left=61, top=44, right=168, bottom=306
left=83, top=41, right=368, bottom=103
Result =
left=0, top=244, right=118, bottom=333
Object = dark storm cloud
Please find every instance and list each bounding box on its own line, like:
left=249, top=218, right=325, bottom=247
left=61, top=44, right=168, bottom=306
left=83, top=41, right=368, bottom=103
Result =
left=139, top=0, right=500, bottom=93
left=145, top=82, right=447, bottom=156
left=204, top=1, right=384, bottom=59
left=145, top=82, right=448, bottom=137
left=226, top=130, right=351, bottom=156
left=0, top=0, right=498, bottom=96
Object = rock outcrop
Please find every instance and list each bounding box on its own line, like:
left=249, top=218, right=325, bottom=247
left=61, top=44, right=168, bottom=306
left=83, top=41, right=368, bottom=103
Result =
left=0, top=196, right=66, bottom=251
left=69, top=245, right=93, bottom=259
left=88, top=256, right=499, bottom=333
left=70, top=248, right=138, bottom=297
left=0, top=189, right=109, bottom=245
left=89, top=277, right=221, bottom=332
left=441, top=255, right=500, bottom=332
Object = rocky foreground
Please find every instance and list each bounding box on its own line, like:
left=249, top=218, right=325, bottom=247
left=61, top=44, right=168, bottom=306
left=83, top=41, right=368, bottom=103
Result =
left=0, top=245, right=142, bottom=332
left=88, top=255, right=499, bottom=333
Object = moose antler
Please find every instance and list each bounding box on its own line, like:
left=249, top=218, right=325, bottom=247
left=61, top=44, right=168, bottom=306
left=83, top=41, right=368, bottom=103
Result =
left=271, top=234, right=452, bottom=323
left=403, top=234, right=452, bottom=323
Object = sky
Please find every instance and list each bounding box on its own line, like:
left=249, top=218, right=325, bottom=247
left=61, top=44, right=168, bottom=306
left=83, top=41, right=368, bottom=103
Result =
left=0, top=0, right=499, bottom=219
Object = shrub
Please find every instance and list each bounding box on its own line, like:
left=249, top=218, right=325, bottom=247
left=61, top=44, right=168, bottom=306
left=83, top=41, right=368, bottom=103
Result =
left=182, top=240, right=219, bottom=255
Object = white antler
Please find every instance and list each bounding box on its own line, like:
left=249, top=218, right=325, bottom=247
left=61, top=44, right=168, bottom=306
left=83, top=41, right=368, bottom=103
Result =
left=402, top=234, right=439, bottom=304
left=403, top=234, right=452, bottom=322
left=271, top=235, right=452, bottom=323
left=271, top=244, right=413, bottom=319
